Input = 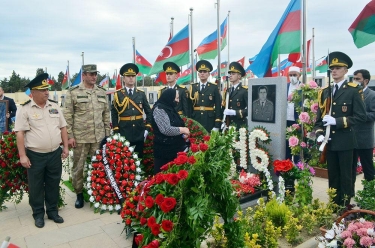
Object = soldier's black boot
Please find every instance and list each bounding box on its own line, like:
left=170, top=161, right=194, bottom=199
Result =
left=117, top=198, right=125, bottom=215
left=75, top=193, right=84, bottom=208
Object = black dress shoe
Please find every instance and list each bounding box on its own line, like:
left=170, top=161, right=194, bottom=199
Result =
left=35, top=218, right=45, bottom=228
left=48, top=215, right=64, bottom=223
left=75, top=193, right=84, bottom=208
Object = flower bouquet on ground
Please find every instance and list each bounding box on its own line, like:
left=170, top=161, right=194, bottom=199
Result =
left=86, top=133, right=143, bottom=214
left=317, top=209, right=375, bottom=248
left=231, top=170, right=261, bottom=197
left=122, top=130, right=244, bottom=247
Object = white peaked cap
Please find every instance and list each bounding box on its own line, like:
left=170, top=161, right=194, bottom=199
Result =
left=289, top=66, right=301, bottom=73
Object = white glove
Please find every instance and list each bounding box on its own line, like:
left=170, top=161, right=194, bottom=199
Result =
left=144, top=130, right=148, bottom=141
left=220, top=123, right=226, bottom=130
left=212, top=128, right=219, bottom=132
left=317, top=135, right=324, bottom=143
left=224, top=109, right=236, bottom=116
left=323, top=115, right=336, bottom=126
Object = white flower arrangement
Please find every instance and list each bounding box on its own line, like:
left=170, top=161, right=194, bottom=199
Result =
left=276, top=176, right=285, bottom=203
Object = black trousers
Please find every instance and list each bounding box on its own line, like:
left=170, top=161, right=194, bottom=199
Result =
left=327, top=149, right=353, bottom=206
left=130, top=140, right=144, bottom=159
left=26, top=147, right=62, bottom=219
left=352, top=148, right=375, bottom=190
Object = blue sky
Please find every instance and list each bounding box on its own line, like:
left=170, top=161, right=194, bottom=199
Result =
left=0, top=0, right=373, bottom=80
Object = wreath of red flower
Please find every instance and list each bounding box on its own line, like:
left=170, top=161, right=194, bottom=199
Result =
left=86, top=134, right=143, bottom=213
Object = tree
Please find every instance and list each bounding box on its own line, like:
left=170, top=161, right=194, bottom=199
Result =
left=36, top=68, right=45, bottom=76
left=137, top=76, right=153, bottom=87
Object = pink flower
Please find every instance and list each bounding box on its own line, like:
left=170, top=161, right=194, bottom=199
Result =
left=308, top=81, right=318, bottom=89
left=299, top=112, right=310, bottom=123
left=356, top=228, right=369, bottom=237
left=300, top=142, right=307, bottom=148
left=343, top=238, right=356, bottom=247
left=310, top=103, right=318, bottom=113
left=340, top=230, right=352, bottom=239
left=309, top=167, right=315, bottom=175
left=287, top=93, right=293, bottom=101
left=288, top=136, right=299, bottom=147
left=292, top=124, right=300, bottom=129
left=360, top=236, right=373, bottom=246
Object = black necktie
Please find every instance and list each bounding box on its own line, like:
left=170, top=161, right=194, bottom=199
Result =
left=334, top=84, right=338, bottom=97
left=230, top=87, right=235, bottom=96
left=201, top=84, right=205, bottom=91
left=129, top=89, right=133, bottom=96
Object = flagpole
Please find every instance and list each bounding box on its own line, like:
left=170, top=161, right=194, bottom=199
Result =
left=171, top=17, right=174, bottom=37
left=81, top=52, right=84, bottom=66
left=216, top=0, right=221, bottom=89
left=300, top=0, right=306, bottom=162
left=67, top=60, right=70, bottom=89
left=189, top=8, right=195, bottom=83
left=227, top=11, right=230, bottom=76
left=132, top=37, right=136, bottom=64
left=312, top=28, right=315, bottom=79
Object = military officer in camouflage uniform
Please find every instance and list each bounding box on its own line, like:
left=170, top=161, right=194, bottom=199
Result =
left=313, top=52, right=366, bottom=207
left=111, top=63, right=152, bottom=159
left=64, top=64, right=111, bottom=208
left=252, top=86, right=274, bottom=122
left=222, top=61, right=248, bottom=129
left=158, top=62, right=190, bottom=117
left=189, top=60, right=222, bottom=132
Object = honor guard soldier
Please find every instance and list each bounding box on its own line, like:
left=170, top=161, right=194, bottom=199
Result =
left=64, top=64, right=111, bottom=209
left=15, top=73, right=69, bottom=227
left=158, top=62, right=190, bottom=117
left=111, top=63, right=152, bottom=158
left=313, top=51, right=366, bottom=207
left=189, top=60, right=222, bottom=132
left=222, top=61, right=248, bottom=129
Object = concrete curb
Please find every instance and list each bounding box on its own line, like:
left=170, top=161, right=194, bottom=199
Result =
left=295, top=237, right=318, bottom=248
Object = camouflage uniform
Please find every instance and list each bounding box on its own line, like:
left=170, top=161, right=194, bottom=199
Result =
left=64, top=83, right=111, bottom=194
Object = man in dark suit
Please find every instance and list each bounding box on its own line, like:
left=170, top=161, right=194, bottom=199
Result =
left=158, top=62, right=190, bottom=117
left=0, top=87, right=17, bottom=131
left=189, top=60, right=222, bottom=132
left=111, top=63, right=152, bottom=159
left=223, top=61, right=248, bottom=129
left=313, top=51, right=366, bottom=207
left=252, top=85, right=274, bottom=122
left=352, top=69, right=375, bottom=192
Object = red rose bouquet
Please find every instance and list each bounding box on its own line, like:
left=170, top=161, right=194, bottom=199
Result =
left=273, top=159, right=300, bottom=180
left=231, top=169, right=261, bottom=197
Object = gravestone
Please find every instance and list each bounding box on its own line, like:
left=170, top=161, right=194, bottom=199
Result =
left=248, top=77, right=288, bottom=169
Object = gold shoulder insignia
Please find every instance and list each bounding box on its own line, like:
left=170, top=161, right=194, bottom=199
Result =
left=348, top=82, right=359, bottom=88
left=69, top=85, right=79, bottom=91
left=21, top=100, right=31, bottom=106
left=48, top=99, right=58, bottom=103
left=242, top=85, right=248, bottom=89
left=136, top=88, right=144, bottom=92
left=115, top=88, right=123, bottom=92
left=178, top=85, right=186, bottom=89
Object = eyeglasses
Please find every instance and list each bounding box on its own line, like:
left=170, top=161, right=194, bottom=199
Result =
left=289, top=74, right=298, bottom=77
left=198, top=70, right=208, bottom=74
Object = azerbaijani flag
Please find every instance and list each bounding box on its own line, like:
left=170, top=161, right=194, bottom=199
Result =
left=135, top=50, right=152, bottom=75
left=115, top=74, right=122, bottom=90
left=111, top=72, right=116, bottom=87
left=349, top=0, right=375, bottom=48
left=176, top=68, right=192, bottom=85
left=71, top=69, right=82, bottom=87
left=47, top=76, right=54, bottom=85
left=315, top=59, right=328, bottom=73
left=196, top=18, right=228, bottom=60
left=237, top=57, right=245, bottom=67
left=136, top=72, right=143, bottom=81
left=62, top=67, right=70, bottom=90
left=99, top=76, right=109, bottom=89
left=245, top=65, right=255, bottom=79
left=211, top=61, right=227, bottom=77
left=271, top=58, right=293, bottom=77
left=249, top=0, right=301, bottom=77
left=149, top=25, right=190, bottom=75
left=155, top=72, right=167, bottom=85
left=249, top=55, right=257, bottom=65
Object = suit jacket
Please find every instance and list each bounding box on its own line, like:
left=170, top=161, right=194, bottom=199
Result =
left=313, top=81, right=366, bottom=151
left=189, top=82, right=222, bottom=131
left=353, top=87, right=375, bottom=149
left=223, top=83, right=248, bottom=128
left=252, top=99, right=274, bottom=122
left=158, top=85, right=190, bottom=117
left=3, top=96, right=17, bottom=129
left=111, top=88, right=152, bottom=143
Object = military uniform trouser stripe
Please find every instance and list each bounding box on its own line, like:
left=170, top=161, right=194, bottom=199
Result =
left=26, top=147, right=62, bottom=219
left=72, top=142, right=100, bottom=194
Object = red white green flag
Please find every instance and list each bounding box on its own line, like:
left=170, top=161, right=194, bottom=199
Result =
left=149, top=25, right=190, bottom=75
left=176, top=68, right=192, bottom=85
left=315, top=59, right=328, bottom=73
left=62, top=67, right=70, bottom=89
left=349, top=0, right=375, bottom=48
left=135, top=50, right=152, bottom=75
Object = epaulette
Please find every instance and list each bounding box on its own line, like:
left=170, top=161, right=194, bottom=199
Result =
left=115, top=88, right=123, bottom=92
left=69, top=85, right=79, bottom=91
left=97, top=85, right=106, bottom=91
left=348, top=82, right=359, bottom=88
left=321, top=85, right=329, bottom=90
left=136, top=88, right=144, bottom=92
left=48, top=99, right=58, bottom=103
left=191, top=82, right=198, bottom=85
left=21, top=100, right=31, bottom=106
left=241, top=85, right=248, bottom=89
left=178, top=85, right=186, bottom=89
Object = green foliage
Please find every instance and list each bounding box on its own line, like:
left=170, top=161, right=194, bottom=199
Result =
left=283, top=210, right=303, bottom=244
left=354, top=179, right=375, bottom=211
left=300, top=206, right=318, bottom=235
left=311, top=188, right=338, bottom=227
left=265, top=198, right=289, bottom=227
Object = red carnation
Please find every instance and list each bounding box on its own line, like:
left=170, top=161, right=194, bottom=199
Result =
left=151, top=223, right=161, bottom=236
left=190, top=144, right=199, bottom=152
left=149, top=239, right=160, bottom=248
left=147, top=216, right=157, bottom=228
left=174, top=154, right=188, bottom=165
left=177, top=170, right=188, bottom=180
left=188, top=156, right=196, bottom=164
left=155, top=194, right=164, bottom=206
left=160, top=197, right=177, bottom=213
left=154, top=174, right=164, bottom=184
left=134, top=234, right=143, bottom=245
left=166, top=173, right=179, bottom=185
left=140, top=217, right=147, bottom=226
left=161, top=220, right=174, bottom=232
left=203, top=135, right=210, bottom=141
left=145, top=196, right=154, bottom=208
left=199, top=143, right=208, bottom=152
